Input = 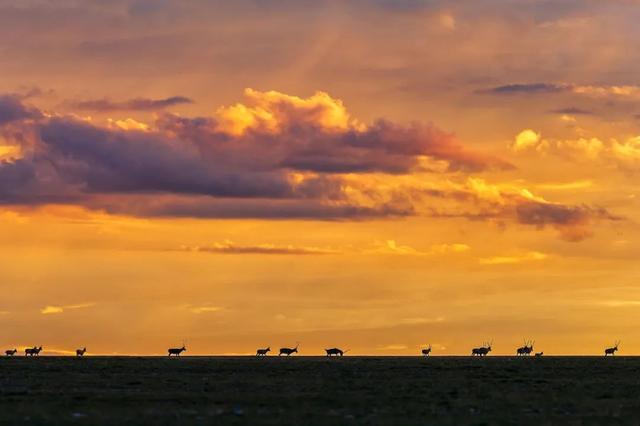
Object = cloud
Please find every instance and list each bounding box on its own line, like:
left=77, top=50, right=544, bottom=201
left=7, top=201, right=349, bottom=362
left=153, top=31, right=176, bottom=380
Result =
left=0, top=95, right=41, bottom=125
left=423, top=177, right=619, bottom=241
left=511, top=129, right=640, bottom=172
left=0, top=88, right=509, bottom=220
left=377, top=344, right=407, bottom=351
left=183, top=304, right=223, bottom=314
left=551, top=107, right=593, bottom=115
left=482, top=83, right=568, bottom=95
left=478, top=251, right=548, bottom=265
left=179, top=241, right=340, bottom=255
left=366, top=240, right=470, bottom=255
left=71, top=96, right=193, bottom=112
left=483, top=83, right=640, bottom=98
left=40, top=306, right=64, bottom=314
left=40, top=303, right=95, bottom=314
left=512, top=129, right=541, bottom=151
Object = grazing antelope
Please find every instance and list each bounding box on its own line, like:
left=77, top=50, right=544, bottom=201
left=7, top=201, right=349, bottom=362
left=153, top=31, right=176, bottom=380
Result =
left=168, top=344, right=186, bottom=356
left=421, top=344, right=432, bottom=356
left=516, top=339, right=534, bottom=356
left=471, top=341, right=492, bottom=356
left=5, top=349, right=17, bottom=356
left=256, top=347, right=270, bottom=356
left=325, top=348, right=347, bottom=357
left=25, top=346, right=42, bottom=357
left=534, top=352, right=544, bottom=357
left=605, top=341, right=620, bottom=356
left=279, top=342, right=299, bottom=356
left=76, top=347, right=87, bottom=357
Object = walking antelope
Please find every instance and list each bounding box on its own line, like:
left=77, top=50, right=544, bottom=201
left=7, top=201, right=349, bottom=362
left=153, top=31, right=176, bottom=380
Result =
left=168, top=344, right=186, bottom=356
left=5, top=349, right=17, bottom=356
left=516, top=340, right=534, bottom=356
left=534, top=352, right=544, bottom=357
left=605, top=341, right=620, bottom=356
left=421, top=344, right=432, bottom=356
left=471, top=341, right=492, bottom=356
left=25, top=346, right=42, bottom=356
left=279, top=342, right=299, bottom=356
left=325, top=348, right=348, bottom=357
left=256, top=347, right=270, bottom=356
left=76, top=347, right=87, bottom=357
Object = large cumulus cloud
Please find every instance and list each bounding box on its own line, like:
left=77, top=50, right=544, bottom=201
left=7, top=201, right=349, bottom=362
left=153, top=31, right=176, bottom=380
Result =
left=0, top=88, right=617, bottom=239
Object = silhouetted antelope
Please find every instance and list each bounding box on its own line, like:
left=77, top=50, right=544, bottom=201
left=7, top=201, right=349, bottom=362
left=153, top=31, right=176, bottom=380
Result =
left=5, top=349, right=17, bottom=356
left=168, top=345, right=186, bottom=356
left=516, top=339, right=534, bottom=356
left=534, top=352, right=543, bottom=357
left=421, top=344, right=432, bottom=356
left=76, top=347, right=87, bottom=357
left=279, top=342, right=299, bottom=356
left=325, top=348, right=348, bottom=356
left=605, top=341, right=620, bottom=356
left=471, top=341, right=492, bottom=356
left=256, top=347, right=270, bottom=356
left=25, top=346, right=42, bottom=357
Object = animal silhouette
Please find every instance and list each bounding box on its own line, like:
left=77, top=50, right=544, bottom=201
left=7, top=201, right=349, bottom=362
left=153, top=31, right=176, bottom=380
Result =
left=471, top=341, right=492, bottom=356
left=256, top=347, right=270, bottom=356
left=325, top=348, right=348, bottom=356
left=534, top=352, right=544, bottom=357
left=421, top=344, right=432, bottom=356
left=168, top=345, right=186, bottom=356
left=605, top=341, right=620, bottom=356
left=279, top=342, right=299, bottom=356
left=76, top=347, right=87, bottom=357
left=25, top=346, right=42, bottom=357
left=516, top=339, right=534, bottom=356
left=5, top=349, right=17, bottom=356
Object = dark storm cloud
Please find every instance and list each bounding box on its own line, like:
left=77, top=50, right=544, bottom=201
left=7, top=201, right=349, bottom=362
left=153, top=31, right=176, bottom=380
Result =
left=72, top=96, right=193, bottom=112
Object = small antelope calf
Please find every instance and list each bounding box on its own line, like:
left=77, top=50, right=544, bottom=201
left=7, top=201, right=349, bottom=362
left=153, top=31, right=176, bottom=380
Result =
left=76, top=347, right=87, bottom=357
left=605, top=341, right=620, bottom=356
left=279, top=343, right=299, bottom=356
left=256, top=347, right=270, bottom=356
left=25, top=346, right=42, bottom=357
left=5, top=349, right=17, bottom=356
left=325, top=348, right=347, bottom=357
left=421, top=344, right=432, bottom=356
left=168, top=345, right=186, bottom=356
left=534, top=352, right=544, bottom=357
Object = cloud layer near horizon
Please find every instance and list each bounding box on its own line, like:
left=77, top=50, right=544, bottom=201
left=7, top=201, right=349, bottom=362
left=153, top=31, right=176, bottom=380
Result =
left=0, top=88, right=617, bottom=240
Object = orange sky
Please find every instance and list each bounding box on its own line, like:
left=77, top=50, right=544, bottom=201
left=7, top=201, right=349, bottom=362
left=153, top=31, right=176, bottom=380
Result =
left=0, top=0, right=639, bottom=355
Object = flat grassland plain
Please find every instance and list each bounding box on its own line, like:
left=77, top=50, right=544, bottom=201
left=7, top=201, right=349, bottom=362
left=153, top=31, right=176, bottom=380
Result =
left=2, top=356, right=640, bottom=425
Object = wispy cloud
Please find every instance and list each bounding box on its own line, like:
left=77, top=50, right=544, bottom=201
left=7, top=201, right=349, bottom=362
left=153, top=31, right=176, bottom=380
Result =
left=40, top=303, right=95, bottom=315
left=179, top=241, right=340, bottom=255
left=181, top=304, right=223, bottom=314
left=366, top=240, right=470, bottom=256
left=478, top=251, right=548, bottom=265
left=377, top=344, right=408, bottom=351
left=71, top=96, right=193, bottom=112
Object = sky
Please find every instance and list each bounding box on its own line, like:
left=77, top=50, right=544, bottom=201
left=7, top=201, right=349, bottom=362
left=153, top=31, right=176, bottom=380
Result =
left=1, top=0, right=639, bottom=356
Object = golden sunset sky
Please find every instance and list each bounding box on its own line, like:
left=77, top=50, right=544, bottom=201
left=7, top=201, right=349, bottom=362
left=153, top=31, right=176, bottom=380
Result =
left=0, top=0, right=639, bottom=355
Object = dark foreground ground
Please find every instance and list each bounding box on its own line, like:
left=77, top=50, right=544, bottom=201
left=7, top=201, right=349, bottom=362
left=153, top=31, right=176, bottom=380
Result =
left=1, top=356, right=640, bottom=425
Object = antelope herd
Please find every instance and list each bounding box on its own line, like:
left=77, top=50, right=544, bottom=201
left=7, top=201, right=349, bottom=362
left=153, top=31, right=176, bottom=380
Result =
left=2, top=341, right=626, bottom=357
